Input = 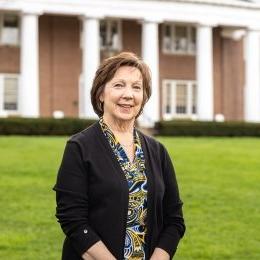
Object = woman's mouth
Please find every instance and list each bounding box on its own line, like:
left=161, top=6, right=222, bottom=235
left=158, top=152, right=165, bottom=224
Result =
left=118, top=104, right=134, bottom=112
left=118, top=104, right=133, bottom=108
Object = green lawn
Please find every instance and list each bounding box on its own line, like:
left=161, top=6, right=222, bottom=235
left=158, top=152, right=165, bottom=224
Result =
left=0, top=136, right=259, bottom=259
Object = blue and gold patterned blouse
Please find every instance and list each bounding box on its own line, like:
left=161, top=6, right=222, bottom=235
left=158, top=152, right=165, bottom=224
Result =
left=99, top=118, right=148, bottom=259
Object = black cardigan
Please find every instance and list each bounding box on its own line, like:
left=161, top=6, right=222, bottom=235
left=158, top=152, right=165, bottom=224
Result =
left=53, top=122, right=185, bottom=260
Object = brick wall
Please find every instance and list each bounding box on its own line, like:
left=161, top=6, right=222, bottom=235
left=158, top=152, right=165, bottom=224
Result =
left=0, top=46, right=20, bottom=73
left=39, top=15, right=82, bottom=117
left=122, top=19, right=141, bottom=56
left=213, top=27, right=244, bottom=121
left=222, top=35, right=244, bottom=121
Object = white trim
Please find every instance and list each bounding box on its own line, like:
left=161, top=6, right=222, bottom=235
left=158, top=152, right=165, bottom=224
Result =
left=196, top=24, right=214, bottom=121
left=140, top=19, right=159, bottom=127
left=244, top=29, right=260, bottom=122
left=20, top=12, right=39, bottom=117
left=0, top=73, right=20, bottom=116
left=81, top=16, right=100, bottom=119
left=221, top=28, right=246, bottom=41
left=1, top=0, right=260, bottom=29
left=169, top=0, right=260, bottom=9
left=162, top=79, right=197, bottom=120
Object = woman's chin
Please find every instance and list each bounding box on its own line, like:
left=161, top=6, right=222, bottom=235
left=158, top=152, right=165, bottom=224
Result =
left=115, top=112, right=136, bottom=122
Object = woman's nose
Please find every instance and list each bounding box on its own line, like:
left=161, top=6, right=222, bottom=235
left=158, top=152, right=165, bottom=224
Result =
left=122, top=86, right=134, bottom=98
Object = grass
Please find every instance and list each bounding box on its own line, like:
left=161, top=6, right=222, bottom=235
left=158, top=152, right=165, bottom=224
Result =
left=0, top=136, right=259, bottom=259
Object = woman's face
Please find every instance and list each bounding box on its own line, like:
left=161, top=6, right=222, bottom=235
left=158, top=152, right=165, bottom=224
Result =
left=100, top=66, right=144, bottom=122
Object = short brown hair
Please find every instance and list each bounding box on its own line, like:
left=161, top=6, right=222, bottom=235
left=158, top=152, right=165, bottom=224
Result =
left=91, top=52, right=151, bottom=118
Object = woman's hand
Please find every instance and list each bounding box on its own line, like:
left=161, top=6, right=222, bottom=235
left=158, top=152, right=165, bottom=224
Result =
left=150, top=247, right=170, bottom=260
left=82, top=241, right=116, bottom=260
left=82, top=252, right=95, bottom=260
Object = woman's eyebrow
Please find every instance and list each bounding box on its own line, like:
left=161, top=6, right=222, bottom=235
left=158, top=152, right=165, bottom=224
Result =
left=111, top=79, right=142, bottom=84
left=132, top=81, right=142, bottom=84
left=111, top=79, right=125, bottom=85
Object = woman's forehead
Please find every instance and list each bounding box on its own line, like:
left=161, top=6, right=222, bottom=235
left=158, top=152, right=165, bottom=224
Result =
left=112, top=66, right=142, bottom=81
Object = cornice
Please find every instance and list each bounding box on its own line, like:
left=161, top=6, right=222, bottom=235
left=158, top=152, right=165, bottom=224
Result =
left=1, top=0, right=260, bottom=28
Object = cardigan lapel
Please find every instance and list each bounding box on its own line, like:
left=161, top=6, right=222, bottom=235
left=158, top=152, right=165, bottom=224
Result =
left=92, top=122, right=129, bottom=188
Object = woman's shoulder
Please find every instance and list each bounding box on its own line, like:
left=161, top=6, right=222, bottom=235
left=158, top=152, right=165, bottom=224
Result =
left=137, top=129, right=166, bottom=155
left=68, top=121, right=100, bottom=145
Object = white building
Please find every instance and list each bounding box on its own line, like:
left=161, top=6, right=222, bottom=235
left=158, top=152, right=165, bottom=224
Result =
left=0, top=0, right=260, bottom=126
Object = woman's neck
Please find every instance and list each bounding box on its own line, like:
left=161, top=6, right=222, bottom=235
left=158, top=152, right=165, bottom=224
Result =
left=102, top=114, right=135, bottom=134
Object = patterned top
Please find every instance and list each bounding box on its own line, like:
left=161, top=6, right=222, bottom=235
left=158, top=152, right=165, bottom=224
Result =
left=99, top=118, right=148, bottom=260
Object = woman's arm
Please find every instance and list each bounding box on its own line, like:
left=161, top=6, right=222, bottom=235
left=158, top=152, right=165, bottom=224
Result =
left=153, top=144, right=186, bottom=258
left=54, top=141, right=114, bottom=258
left=150, top=247, right=170, bottom=260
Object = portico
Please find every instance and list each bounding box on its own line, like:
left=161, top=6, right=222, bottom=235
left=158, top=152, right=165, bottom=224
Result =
left=0, top=0, right=260, bottom=124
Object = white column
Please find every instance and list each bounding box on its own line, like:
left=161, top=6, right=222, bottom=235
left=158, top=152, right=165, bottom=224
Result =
left=244, top=29, right=260, bottom=122
left=81, top=16, right=100, bottom=119
left=196, top=24, right=214, bottom=121
left=20, top=12, right=39, bottom=117
left=140, top=19, right=159, bottom=127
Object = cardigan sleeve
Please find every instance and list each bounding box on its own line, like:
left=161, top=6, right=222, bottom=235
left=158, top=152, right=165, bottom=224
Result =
left=53, top=141, right=101, bottom=257
left=156, top=144, right=186, bottom=258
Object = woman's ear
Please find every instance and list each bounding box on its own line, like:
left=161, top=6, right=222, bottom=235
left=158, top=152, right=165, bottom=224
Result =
left=99, top=93, right=104, bottom=103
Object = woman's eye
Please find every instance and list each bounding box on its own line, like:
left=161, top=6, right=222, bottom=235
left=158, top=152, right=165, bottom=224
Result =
left=114, top=84, right=123, bottom=88
left=133, top=85, right=141, bottom=90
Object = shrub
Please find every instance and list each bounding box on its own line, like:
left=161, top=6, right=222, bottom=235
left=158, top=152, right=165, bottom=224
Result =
left=1, top=118, right=260, bottom=136
left=0, top=117, right=96, bottom=135
left=155, top=120, right=260, bottom=137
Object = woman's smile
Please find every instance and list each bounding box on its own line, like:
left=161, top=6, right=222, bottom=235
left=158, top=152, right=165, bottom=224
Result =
left=118, top=103, right=134, bottom=112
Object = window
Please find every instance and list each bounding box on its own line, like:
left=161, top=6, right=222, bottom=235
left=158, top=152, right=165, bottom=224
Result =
left=192, top=83, right=197, bottom=114
left=0, top=74, right=19, bottom=114
left=100, top=19, right=121, bottom=51
left=0, top=13, right=20, bottom=46
left=162, top=24, right=196, bottom=55
left=176, top=83, right=187, bottom=114
left=162, top=80, right=197, bottom=119
left=165, top=82, right=172, bottom=114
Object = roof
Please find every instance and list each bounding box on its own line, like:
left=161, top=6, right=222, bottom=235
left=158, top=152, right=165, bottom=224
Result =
left=137, top=0, right=260, bottom=8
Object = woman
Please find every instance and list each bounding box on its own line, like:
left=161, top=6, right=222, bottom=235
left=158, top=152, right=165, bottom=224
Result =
left=54, top=52, right=185, bottom=260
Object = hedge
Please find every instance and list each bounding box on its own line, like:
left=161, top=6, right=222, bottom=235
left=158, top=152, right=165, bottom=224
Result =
left=155, top=120, right=260, bottom=137
left=0, top=117, right=96, bottom=135
left=1, top=118, right=260, bottom=136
